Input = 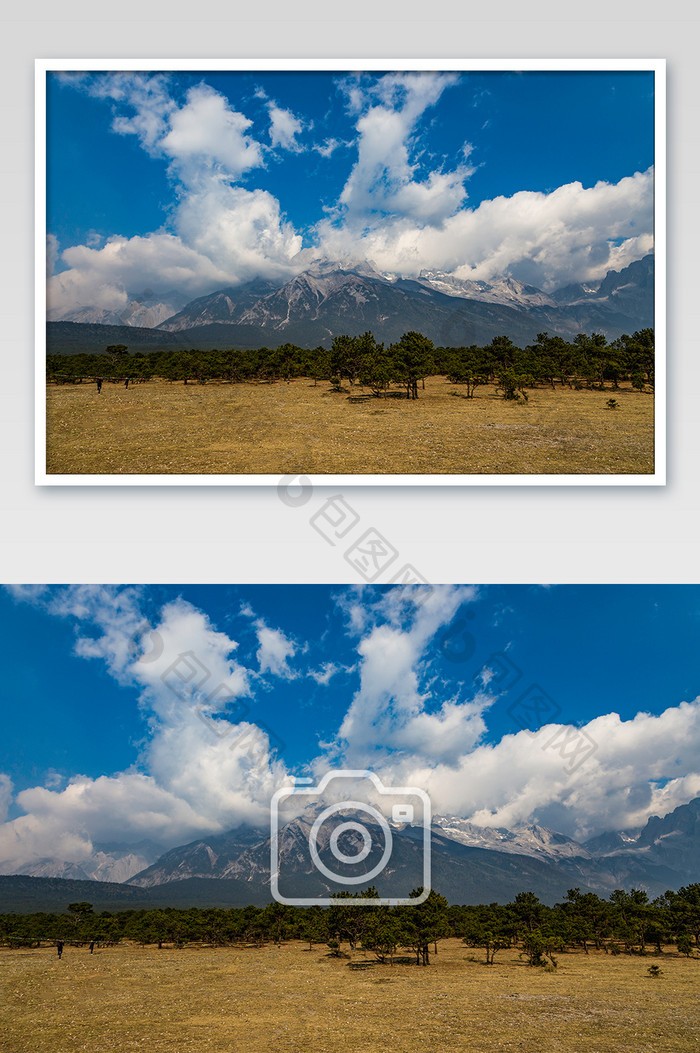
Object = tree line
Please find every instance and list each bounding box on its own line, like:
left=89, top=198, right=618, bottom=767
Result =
left=46, top=328, right=655, bottom=400
left=2, top=882, right=697, bottom=965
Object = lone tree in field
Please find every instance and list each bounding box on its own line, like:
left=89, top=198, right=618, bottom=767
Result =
left=104, top=345, right=129, bottom=373
left=468, top=929, right=509, bottom=965
left=327, top=887, right=380, bottom=953
left=510, top=891, right=544, bottom=934
left=392, top=331, right=435, bottom=399
left=358, top=333, right=393, bottom=396
left=496, top=369, right=533, bottom=401
left=489, top=334, right=517, bottom=371
left=400, top=888, right=449, bottom=965
left=299, top=906, right=328, bottom=951
left=67, top=901, right=94, bottom=937
left=520, top=929, right=560, bottom=968
left=330, top=334, right=365, bottom=388
left=676, top=934, right=693, bottom=957
left=261, top=901, right=294, bottom=947
left=661, top=883, right=700, bottom=949
left=362, top=910, right=403, bottom=964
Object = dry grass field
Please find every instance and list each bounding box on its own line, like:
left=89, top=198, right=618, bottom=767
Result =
left=45, top=378, right=654, bottom=476
left=0, top=939, right=697, bottom=1053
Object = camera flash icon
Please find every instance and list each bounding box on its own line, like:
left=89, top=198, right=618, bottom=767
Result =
left=271, top=770, right=431, bottom=906
left=392, top=804, right=414, bottom=823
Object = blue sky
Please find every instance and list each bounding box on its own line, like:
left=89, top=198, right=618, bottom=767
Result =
left=45, top=69, right=656, bottom=318
left=1, top=584, right=698, bottom=875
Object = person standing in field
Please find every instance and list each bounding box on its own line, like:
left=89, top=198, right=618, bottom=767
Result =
left=89, top=941, right=95, bottom=953
left=57, top=940, right=64, bottom=959
left=96, top=378, right=103, bottom=394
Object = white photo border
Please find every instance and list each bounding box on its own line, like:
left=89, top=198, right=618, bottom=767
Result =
left=35, top=57, right=666, bottom=487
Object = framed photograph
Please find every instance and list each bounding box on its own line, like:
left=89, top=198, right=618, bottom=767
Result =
left=36, top=59, right=665, bottom=485
left=2, top=582, right=699, bottom=1050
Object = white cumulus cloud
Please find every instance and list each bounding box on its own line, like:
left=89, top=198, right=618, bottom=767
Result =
left=327, top=585, right=485, bottom=767
left=0, top=587, right=287, bottom=872
left=336, top=71, right=471, bottom=227
left=0, top=775, right=13, bottom=823
left=267, top=102, right=304, bottom=152
left=317, top=168, right=654, bottom=290
left=47, top=74, right=302, bottom=315
left=255, top=622, right=297, bottom=679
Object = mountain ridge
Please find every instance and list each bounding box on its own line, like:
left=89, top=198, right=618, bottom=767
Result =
left=126, top=796, right=699, bottom=902
left=47, top=255, right=654, bottom=353
left=2, top=797, right=697, bottom=912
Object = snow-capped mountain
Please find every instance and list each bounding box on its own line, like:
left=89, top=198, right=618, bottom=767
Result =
left=156, top=265, right=397, bottom=335
left=432, top=815, right=592, bottom=863
left=127, top=813, right=584, bottom=905
left=152, top=255, right=654, bottom=349
left=137, top=797, right=696, bottom=898
left=151, top=278, right=282, bottom=330
left=128, top=795, right=698, bottom=902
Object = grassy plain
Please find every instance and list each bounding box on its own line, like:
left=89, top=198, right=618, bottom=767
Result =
left=1, top=939, right=697, bottom=1053
left=45, top=378, right=654, bottom=476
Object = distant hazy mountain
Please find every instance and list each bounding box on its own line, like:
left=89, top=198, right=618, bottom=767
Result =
left=7, top=840, right=163, bottom=883
left=48, top=289, right=188, bottom=329
left=578, top=797, right=700, bottom=894
left=47, top=255, right=654, bottom=354
left=0, top=874, right=270, bottom=914
left=46, top=321, right=186, bottom=355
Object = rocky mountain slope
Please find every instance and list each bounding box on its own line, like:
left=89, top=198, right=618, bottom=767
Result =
left=128, top=814, right=583, bottom=906
left=125, top=796, right=698, bottom=903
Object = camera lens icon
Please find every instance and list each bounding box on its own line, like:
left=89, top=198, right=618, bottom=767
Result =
left=270, top=769, right=431, bottom=907
left=309, top=801, right=392, bottom=885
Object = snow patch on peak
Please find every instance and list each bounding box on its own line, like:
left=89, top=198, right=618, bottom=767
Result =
left=433, top=814, right=591, bottom=862
left=415, top=272, right=557, bottom=309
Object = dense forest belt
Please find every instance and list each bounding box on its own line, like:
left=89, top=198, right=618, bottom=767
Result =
left=46, top=328, right=655, bottom=391
left=2, top=885, right=698, bottom=954
left=45, top=377, right=654, bottom=475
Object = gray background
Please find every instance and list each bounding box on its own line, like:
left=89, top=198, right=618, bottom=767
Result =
left=2, top=2, right=696, bottom=584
